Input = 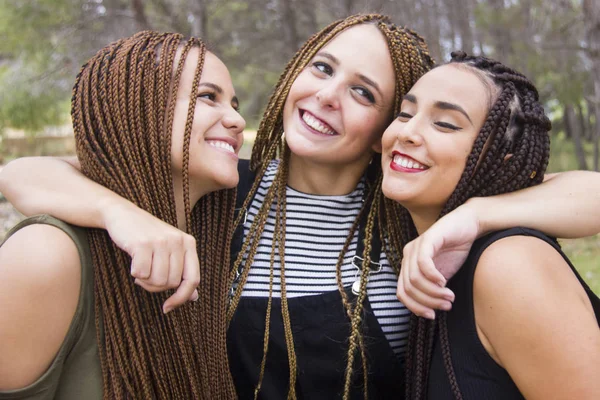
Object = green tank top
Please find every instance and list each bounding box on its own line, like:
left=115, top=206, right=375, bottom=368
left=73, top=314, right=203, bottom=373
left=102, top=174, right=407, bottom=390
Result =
left=0, top=215, right=103, bottom=400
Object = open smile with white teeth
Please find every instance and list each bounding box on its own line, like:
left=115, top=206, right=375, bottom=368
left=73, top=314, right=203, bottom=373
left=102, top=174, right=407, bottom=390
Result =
left=301, top=111, right=337, bottom=135
left=206, top=140, right=235, bottom=154
left=392, top=154, right=428, bottom=170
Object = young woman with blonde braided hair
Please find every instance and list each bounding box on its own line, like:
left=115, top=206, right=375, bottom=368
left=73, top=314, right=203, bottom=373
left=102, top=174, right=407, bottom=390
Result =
left=382, top=52, right=600, bottom=399
left=2, top=14, right=600, bottom=400
left=0, top=31, right=245, bottom=399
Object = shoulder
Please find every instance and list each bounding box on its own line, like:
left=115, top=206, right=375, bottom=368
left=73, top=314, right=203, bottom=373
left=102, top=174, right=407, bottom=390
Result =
left=0, top=222, right=83, bottom=390
left=471, top=231, right=600, bottom=398
left=474, top=232, right=573, bottom=303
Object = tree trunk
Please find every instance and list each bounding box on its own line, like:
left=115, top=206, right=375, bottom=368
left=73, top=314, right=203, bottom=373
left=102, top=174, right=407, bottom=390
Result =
left=422, top=0, right=443, bottom=62
left=583, top=0, right=600, bottom=170
left=487, top=0, right=512, bottom=62
left=279, top=0, right=300, bottom=55
left=191, top=0, right=208, bottom=39
left=131, top=0, right=151, bottom=31
left=564, top=104, right=589, bottom=170
left=455, top=0, right=474, bottom=53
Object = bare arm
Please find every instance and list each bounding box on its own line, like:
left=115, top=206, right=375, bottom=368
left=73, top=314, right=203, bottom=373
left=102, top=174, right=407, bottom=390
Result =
left=0, top=156, right=116, bottom=228
left=472, top=171, right=600, bottom=238
left=0, top=157, right=200, bottom=311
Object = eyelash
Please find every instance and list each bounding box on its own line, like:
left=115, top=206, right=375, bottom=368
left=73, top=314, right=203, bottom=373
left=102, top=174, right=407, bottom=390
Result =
left=197, top=92, right=216, bottom=101
left=198, top=91, right=240, bottom=111
left=397, top=112, right=462, bottom=131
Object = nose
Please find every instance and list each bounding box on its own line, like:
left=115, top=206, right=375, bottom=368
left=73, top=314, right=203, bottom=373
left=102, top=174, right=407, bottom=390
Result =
left=316, top=81, right=341, bottom=110
left=396, top=116, right=423, bottom=146
left=222, top=107, right=246, bottom=134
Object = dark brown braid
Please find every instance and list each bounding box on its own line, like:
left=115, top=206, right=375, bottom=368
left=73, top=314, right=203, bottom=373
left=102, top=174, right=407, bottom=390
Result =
left=402, top=51, right=552, bottom=400
left=72, top=31, right=237, bottom=399
left=226, top=14, right=433, bottom=399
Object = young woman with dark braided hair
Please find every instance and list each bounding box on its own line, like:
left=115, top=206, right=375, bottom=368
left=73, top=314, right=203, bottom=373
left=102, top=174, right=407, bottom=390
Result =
left=0, top=31, right=245, bottom=399
left=2, top=14, right=600, bottom=400
left=381, top=52, right=600, bottom=399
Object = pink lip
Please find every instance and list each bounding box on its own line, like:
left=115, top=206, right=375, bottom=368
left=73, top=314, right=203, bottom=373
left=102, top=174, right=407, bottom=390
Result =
left=298, top=109, right=338, bottom=137
left=390, top=150, right=428, bottom=173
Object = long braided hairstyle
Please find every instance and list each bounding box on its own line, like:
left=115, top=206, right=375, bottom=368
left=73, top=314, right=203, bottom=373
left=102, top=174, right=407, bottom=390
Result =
left=72, top=31, right=237, bottom=399
left=226, top=14, right=434, bottom=399
left=402, top=51, right=552, bottom=400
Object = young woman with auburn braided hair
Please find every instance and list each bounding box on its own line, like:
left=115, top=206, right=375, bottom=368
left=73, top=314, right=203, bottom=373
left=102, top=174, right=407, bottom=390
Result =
left=3, top=14, right=600, bottom=400
left=381, top=52, right=600, bottom=399
left=0, top=31, right=245, bottom=399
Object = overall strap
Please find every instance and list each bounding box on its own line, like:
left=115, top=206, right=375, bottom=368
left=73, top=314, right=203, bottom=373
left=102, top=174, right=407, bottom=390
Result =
left=230, top=159, right=257, bottom=266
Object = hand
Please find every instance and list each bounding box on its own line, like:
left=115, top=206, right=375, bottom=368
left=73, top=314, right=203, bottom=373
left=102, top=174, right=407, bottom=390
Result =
left=102, top=202, right=200, bottom=313
left=397, top=203, right=481, bottom=319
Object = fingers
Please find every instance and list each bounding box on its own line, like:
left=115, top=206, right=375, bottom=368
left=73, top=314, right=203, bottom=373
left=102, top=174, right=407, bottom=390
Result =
left=398, top=240, right=455, bottom=320
left=416, top=242, right=447, bottom=287
left=130, top=247, right=152, bottom=279
left=163, top=244, right=200, bottom=314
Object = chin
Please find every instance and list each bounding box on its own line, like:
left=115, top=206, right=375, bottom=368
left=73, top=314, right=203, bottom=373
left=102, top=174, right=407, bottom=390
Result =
left=382, top=178, right=412, bottom=204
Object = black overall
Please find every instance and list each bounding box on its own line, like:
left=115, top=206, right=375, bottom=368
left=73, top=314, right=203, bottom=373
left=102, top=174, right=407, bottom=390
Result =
left=227, top=161, right=404, bottom=399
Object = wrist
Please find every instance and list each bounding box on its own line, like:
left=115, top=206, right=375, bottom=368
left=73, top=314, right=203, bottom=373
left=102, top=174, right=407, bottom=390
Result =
left=97, top=195, right=134, bottom=230
left=463, top=197, right=490, bottom=238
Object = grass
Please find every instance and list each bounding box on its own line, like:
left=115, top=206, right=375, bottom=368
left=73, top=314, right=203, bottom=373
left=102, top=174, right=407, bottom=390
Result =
left=560, top=236, right=600, bottom=295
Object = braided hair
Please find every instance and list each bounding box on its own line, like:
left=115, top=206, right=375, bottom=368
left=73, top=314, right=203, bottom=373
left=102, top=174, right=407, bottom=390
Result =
left=72, top=31, right=237, bottom=399
left=402, top=51, right=552, bottom=400
left=226, top=14, right=434, bottom=399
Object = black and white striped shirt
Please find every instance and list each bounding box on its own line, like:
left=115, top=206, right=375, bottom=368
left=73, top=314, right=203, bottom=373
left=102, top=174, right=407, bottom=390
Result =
left=237, top=160, right=410, bottom=357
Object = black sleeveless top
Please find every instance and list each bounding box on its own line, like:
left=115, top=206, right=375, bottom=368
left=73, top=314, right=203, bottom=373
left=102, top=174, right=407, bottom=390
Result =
left=427, top=227, right=600, bottom=399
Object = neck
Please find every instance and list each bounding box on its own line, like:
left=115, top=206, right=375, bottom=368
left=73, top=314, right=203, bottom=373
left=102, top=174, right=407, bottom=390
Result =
left=405, top=205, right=442, bottom=236
left=172, top=174, right=207, bottom=231
left=287, top=153, right=371, bottom=196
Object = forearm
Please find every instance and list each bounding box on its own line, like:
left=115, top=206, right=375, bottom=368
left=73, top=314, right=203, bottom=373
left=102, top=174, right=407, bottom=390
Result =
left=0, top=156, right=132, bottom=229
left=468, top=171, right=600, bottom=238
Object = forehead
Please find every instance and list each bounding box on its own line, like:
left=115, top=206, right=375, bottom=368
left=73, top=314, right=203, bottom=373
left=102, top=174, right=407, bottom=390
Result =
left=320, top=24, right=394, bottom=87
left=200, top=52, right=234, bottom=91
left=178, top=49, right=234, bottom=93
left=409, top=64, right=489, bottom=118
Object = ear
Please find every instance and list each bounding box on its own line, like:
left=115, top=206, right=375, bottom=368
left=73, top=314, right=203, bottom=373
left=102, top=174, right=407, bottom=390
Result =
left=371, top=140, right=382, bottom=154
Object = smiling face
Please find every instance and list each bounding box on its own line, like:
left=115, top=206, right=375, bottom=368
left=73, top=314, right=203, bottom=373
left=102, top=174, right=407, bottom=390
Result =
left=170, top=49, right=245, bottom=197
left=282, top=24, right=395, bottom=171
left=381, top=64, right=492, bottom=226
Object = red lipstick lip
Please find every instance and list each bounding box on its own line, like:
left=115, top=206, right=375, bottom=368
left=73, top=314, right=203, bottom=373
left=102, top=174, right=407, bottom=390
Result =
left=299, top=109, right=338, bottom=136
left=390, top=150, right=428, bottom=173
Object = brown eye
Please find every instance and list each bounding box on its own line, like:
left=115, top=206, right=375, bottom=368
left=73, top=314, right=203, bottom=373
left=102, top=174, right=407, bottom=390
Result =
left=197, top=92, right=216, bottom=101
left=312, top=61, right=333, bottom=76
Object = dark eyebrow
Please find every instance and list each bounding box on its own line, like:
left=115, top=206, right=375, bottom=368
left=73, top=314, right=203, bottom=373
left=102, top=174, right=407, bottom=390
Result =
left=435, top=101, right=472, bottom=125
left=402, top=94, right=473, bottom=125
left=403, top=94, right=417, bottom=104
left=198, top=82, right=223, bottom=94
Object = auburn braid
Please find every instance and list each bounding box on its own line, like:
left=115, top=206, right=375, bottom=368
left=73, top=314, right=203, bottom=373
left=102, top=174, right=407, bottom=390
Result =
left=226, top=13, right=433, bottom=399
left=402, top=51, right=551, bottom=400
left=72, top=31, right=237, bottom=398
